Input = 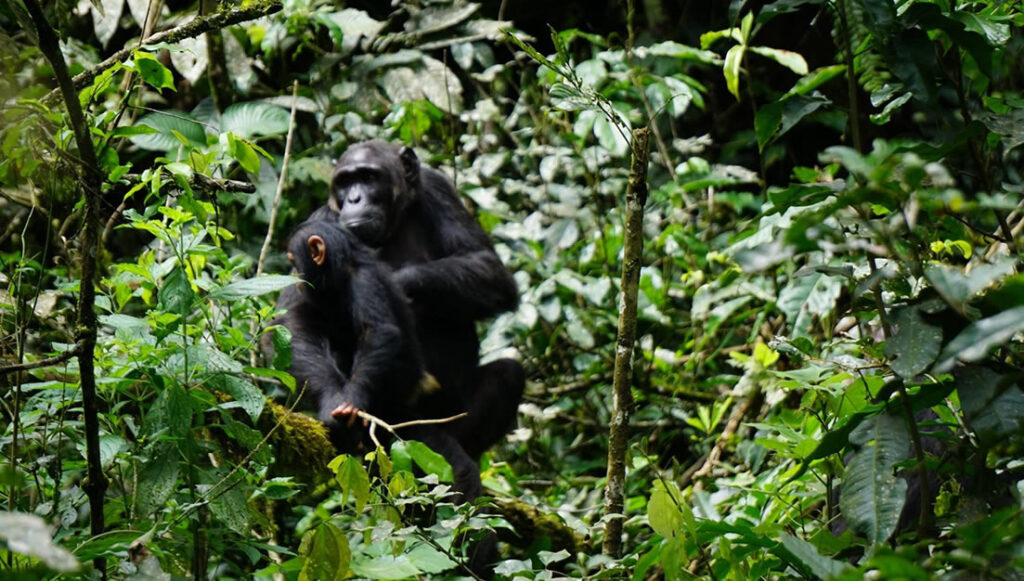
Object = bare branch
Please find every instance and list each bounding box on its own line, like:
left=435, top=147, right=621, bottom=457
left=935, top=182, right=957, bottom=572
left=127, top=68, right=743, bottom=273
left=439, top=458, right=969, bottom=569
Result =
left=0, top=347, right=80, bottom=376
left=256, top=80, right=300, bottom=277
left=358, top=410, right=469, bottom=449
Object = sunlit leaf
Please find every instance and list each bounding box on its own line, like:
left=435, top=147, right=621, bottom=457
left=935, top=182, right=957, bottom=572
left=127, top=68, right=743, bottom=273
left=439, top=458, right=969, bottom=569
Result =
left=0, top=513, right=78, bottom=573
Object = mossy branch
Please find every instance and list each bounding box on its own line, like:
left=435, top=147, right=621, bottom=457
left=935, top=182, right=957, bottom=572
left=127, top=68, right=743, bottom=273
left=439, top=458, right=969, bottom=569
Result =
left=601, top=127, right=650, bottom=558
left=42, top=2, right=283, bottom=106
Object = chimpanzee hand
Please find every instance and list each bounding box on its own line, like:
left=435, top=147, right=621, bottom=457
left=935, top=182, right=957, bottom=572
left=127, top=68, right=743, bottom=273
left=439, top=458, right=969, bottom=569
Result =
left=331, top=401, right=369, bottom=427
left=330, top=385, right=370, bottom=428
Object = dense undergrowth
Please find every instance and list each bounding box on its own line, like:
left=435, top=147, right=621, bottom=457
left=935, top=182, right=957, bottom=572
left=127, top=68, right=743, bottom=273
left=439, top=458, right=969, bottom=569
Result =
left=2, top=0, right=1024, bottom=579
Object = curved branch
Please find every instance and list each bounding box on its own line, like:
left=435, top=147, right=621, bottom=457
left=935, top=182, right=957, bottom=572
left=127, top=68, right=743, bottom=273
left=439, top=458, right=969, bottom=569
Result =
left=43, top=2, right=283, bottom=106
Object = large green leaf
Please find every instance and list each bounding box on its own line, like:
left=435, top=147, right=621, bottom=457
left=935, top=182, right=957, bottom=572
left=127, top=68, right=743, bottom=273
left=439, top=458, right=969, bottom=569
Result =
left=135, top=451, right=179, bottom=517
left=884, top=305, right=943, bottom=379
left=405, top=440, right=454, bottom=482
left=839, top=411, right=909, bottom=546
left=208, top=274, right=299, bottom=301
left=350, top=555, right=421, bottom=579
left=406, top=542, right=457, bottom=574
left=648, top=480, right=685, bottom=539
left=724, top=44, right=745, bottom=100
left=159, top=266, right=194, bottom=316
left=777, top=268, right=843, bottom=338
left=778, top=533, right=848, bottom=579
left=299, top=522, right=350, bottom=581
left=221, top=102, right=290, bottom=139
left=131, top=111, right=206, bottom=152
left=210, top=374, right=265, bottom=422
left=208, top=481, right=252, bottom=535
left=957, top=365, right=1024, bottom=443
left=748, top=46, right=808, bottom=75
left=934, top=305, right=1024, bottom=372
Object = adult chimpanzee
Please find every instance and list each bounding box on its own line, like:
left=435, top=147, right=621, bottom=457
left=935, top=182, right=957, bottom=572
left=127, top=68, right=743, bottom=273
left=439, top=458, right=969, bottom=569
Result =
left=310, top=141, right=525, bottom=467
left=277, top=219, right=439, bottom=451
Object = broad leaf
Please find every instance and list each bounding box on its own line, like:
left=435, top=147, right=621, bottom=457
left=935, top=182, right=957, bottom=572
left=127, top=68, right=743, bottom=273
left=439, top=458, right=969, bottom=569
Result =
left=934, top=306, right=1024, bottom=372
left=648, top=480, right=684, bottom=539
left=299, top=522, right=350, bottom=581
left=134, top=51, right=175, bottom=92
left=748, top=46, right=808, bottom=75
left=957, top=366, right=1024, bottom=443
left=405, top=440, right=454, bottom=482
left=331, top=455, right=371, bottom=511
left=839, top=411, right=909, bottom=546
left=209, top=274, right=299, bottom=301
left=222, top=102, right=290, bottom=138
left=132, top=111, right=206, bottom=152
left=884, top=305, right=942, bottom=379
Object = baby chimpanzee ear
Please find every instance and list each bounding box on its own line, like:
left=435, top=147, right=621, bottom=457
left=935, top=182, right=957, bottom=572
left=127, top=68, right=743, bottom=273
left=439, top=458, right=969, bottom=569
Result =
left=308, top=235, right=327, bottom=267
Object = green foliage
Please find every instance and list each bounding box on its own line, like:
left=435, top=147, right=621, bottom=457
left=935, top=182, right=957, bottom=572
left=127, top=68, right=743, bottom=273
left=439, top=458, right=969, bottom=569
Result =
left=3, top=0, right=1024, bottom=579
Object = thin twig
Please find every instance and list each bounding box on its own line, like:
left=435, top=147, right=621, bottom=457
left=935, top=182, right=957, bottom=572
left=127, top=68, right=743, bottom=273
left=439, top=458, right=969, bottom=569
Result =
left=256, top=80, right=299, bottom=277
left=0, top=347, right=80, bottom=375
left=358, top=410, right=468, bottom=449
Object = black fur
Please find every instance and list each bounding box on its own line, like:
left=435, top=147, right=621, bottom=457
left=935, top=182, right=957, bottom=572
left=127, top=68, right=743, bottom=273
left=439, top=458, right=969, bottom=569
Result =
left=314, top=141, right=525, bottom=475
left=277, top=219, right=424, bottom=450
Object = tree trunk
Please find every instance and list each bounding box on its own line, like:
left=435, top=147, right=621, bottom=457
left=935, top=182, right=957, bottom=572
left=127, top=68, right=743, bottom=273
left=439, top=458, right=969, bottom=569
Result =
left=22, top=1, right=106, bottom=576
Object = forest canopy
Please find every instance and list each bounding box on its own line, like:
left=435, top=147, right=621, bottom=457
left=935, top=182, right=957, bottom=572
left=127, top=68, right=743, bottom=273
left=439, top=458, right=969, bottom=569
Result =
left=2, top=0, right=1024, bottom=579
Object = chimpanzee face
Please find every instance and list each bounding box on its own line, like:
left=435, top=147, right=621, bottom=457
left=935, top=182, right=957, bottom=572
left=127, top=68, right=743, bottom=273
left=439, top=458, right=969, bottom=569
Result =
left=329, top=142, right=420, bottom=248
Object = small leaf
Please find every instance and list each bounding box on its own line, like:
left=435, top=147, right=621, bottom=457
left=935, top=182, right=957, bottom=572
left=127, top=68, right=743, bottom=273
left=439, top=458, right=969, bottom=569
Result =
left=724, top=44, right=745, bottom=100
left=333, top=455, right=371, bottom=512
left=227, top=133, right=261, bottom=173
left=748, top=46, right=808, bottom=75
left=405, top=440, right=454, bottom=482
left=784, top=64, right=846, bottom=98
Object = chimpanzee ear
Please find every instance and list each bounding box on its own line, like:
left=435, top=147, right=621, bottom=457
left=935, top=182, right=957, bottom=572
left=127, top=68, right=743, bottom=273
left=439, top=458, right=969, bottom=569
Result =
left=398, top=146, right=420, bottom=186
left=308, top=235, right=327, bottom=267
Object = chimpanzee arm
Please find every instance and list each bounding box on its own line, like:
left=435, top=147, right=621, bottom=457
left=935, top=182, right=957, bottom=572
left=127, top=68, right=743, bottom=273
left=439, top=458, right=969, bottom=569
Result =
left=393, top=171, right=518, bottom=320
left=340, top=269, right=418, bottom=412
left=280, top=291, right=351, bottom=426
